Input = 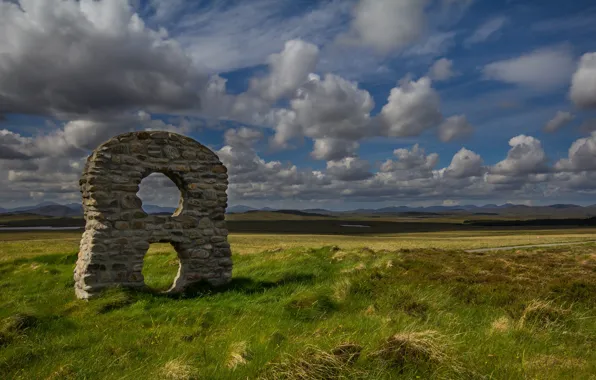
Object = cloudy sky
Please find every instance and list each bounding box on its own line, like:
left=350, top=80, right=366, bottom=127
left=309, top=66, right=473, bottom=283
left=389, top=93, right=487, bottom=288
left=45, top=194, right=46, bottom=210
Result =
left=1, top=0, right=596, bottom=210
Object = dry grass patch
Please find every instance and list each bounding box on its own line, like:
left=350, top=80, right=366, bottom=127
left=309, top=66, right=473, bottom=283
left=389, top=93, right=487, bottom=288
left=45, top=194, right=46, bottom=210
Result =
left=332, top=279, right=351, bottom=302
left=227, top=341, right=252, bottom=369
left=490, top=316, right=512, bottom=333
left=518, top=300, right=570, bottom=329
left=526, top=354, right=587, bottom=372
left=161, top=359, right=198, bottom=380
left=369, top=330, right=467, bottom=376
left=370, top=330, right=446, bottom=364
left=261, top=343, right=362, bottom=380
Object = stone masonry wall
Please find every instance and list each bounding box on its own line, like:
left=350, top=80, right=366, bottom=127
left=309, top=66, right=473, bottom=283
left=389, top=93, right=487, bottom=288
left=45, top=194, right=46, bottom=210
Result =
left=74, top=131, right=232, bottom=299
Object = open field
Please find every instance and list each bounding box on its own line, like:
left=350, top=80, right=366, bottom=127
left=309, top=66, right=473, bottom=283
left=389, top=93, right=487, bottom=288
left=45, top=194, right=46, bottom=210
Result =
left=1, top=230, right=595, bottom=379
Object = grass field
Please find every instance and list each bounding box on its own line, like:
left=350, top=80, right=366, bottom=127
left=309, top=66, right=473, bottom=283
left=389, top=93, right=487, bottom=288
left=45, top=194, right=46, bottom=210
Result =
left=1, top=229, right=595, bottom=379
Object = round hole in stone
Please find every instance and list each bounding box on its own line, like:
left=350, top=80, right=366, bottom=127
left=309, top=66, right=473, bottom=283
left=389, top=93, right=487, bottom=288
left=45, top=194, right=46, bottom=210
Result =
left=137, top=173, right=182, bottom=215
left=142, top=243, right=180, bottom=292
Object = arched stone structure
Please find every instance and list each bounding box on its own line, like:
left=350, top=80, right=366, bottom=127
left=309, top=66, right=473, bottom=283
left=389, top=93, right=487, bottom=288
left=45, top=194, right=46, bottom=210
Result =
left=74, top=131, right=232, bottom=299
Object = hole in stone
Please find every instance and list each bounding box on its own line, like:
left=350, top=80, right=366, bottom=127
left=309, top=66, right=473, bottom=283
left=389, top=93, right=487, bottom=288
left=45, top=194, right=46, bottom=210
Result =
left=137, top=173, right=182, bottom=215
left=142, top=243, right=180, bottom=292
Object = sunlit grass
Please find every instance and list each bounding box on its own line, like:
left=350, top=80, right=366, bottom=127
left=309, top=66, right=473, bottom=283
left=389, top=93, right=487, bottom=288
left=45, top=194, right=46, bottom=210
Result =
left=0, top=232, right=595, bottom=378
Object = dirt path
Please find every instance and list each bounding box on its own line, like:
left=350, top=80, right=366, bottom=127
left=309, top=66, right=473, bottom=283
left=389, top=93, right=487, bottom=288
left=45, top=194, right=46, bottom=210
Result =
left=465, top=240, right=596, bottom=253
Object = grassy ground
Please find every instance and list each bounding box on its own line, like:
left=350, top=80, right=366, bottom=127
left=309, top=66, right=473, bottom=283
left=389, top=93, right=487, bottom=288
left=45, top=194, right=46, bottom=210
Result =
left=0, top=231, right=595, bottom=379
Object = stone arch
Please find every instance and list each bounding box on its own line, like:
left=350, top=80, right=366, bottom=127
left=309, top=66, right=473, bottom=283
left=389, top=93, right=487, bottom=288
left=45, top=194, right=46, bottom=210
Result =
left=74, top=131, right=232, bottom=299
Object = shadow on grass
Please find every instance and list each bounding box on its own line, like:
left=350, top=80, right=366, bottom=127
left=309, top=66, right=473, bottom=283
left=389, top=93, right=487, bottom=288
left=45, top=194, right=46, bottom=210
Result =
left=173, top=273, right=317, bottom=299
left=87, top=273, right=318, bottom=312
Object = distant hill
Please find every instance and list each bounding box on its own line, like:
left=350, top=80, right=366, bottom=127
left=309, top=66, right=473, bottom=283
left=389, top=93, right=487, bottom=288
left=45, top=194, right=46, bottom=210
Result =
left=2, top=202, right=595, bottom=219
left=244, top=209, right=331, bottom=218
left=549, top=204, right=581, bottom=209
left=0, top=202, right=175, bottom=216
left=141, top=205, right=177, bottom=214
left=227, top=205, right=258, bottom=214
left=12, top=205, right=81, bottom=217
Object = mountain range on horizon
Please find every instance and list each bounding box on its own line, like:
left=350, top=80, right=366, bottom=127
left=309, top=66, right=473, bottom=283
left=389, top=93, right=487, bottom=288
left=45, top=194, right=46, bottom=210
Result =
left=2, top=201, right=593, bottom=219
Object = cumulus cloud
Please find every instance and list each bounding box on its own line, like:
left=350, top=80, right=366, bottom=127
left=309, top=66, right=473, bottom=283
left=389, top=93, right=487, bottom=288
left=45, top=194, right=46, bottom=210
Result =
left=217, top=127, right=330, bottom=201
left=428, top=58, right=457, bottom=81
left=0, top=0, right=206, bottom=118
left=380, top=144, right=438, bottom=173
left=339, top=0, right=429, bottom=54
left=464, top=16, right=508, bottom=46
left=272, top=73, right=374, bottom=158
left=491, top=135, right=548, bottom=176
left=579, top=119, right=596, bottom=134
left=250, top=40, right=320, bottom=102
left=443, top=148, right=484, bottom=178
left=483, top=46, right=576, bottom=90
left=0, top=130, right=32, bottom=160
left=555, top=132, right=596, bottom=172
left=543, top=111, right=574, bottom=133
left=0, top=111, right=201, bottom=163
left=311, top=138, right=359, bottom=161
left=326, top=157, right=373, bottom=181
left=222, top=127, right=263, bottom=149
left=438, top=115, right=473, bottom=142
left=379, top=77, right=442, bottom=137
left=570, top=52, right=596, bottom=109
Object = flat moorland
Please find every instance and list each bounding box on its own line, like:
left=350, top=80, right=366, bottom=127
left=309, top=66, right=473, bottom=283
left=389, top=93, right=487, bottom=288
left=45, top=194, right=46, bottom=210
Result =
left=0, top=231, right=595, bottom=379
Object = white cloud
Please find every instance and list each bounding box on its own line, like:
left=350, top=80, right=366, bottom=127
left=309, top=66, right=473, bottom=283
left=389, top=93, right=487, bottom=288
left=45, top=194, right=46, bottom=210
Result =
left=0, top=0, right=206, bottom=118
left=170, top=0, right=350, bottom=73
left=250, top=40, right=320, bottom=102
left=339, top=0, right=429, bottom=54
left=326, top=157, right=373, bottom=181
left=223, top=127, right=263, bottom=149
left=380, top=144, right=439, bottom=173
left=483, top=46, right=576, bottom=90
left=272, top=73, right=374, bottom=158
left=438, top=115, right=473, bottom=142
left=555, top=132, right=596, bottom=172
left=464, top=16, right=508, bottom=46
left=0, top=130, right=32, bottom=160
left=379, top=77, right=442, bottom=137
left=543, top=111, right=574, bottom=133
left=443, top=148, right=484, bottom=178
left=490, top=135, right=548, bottom=176
left=428, top=58, right=457, bottom=81
left=570, top=52, right=596, bottom=109
left=404, top=32, right=457, bottom=57
left=311, top=138, right=359, bottom=161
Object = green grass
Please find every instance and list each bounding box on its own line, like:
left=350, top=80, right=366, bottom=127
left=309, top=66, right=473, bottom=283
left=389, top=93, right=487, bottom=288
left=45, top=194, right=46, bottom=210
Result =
left=0, top=233, right=595, bottom=379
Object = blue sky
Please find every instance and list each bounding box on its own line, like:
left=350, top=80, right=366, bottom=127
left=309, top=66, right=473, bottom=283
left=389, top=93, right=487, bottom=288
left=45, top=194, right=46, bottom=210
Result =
left=1, top=0, right=596, bottom=210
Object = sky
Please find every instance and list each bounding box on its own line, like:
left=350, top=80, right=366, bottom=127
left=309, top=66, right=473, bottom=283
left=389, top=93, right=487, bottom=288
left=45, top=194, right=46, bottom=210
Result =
left=1, top=0, right=596, bottom=211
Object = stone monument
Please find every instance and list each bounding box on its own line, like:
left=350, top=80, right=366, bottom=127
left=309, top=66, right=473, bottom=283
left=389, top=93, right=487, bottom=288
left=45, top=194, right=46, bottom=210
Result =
left=74, top=131, right=232, bottom=299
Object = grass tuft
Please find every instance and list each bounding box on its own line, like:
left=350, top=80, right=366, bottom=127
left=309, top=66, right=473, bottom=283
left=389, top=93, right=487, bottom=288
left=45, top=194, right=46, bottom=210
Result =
left=46, top=365, right=76, bottom=380
left=161, top=359, right=198, bottom=380
left=0, top=313, right=39, bottom=346
left=261, top=344, right=362, bottom=380
left=518, top=300, right=569, bottom=329
left=227, top=341, right=252, bottom=369
left=490, top=316, right=512, bottom=333
left=332, top=279, right=351, bottom=302
left=330, top=342, right=362, bottom=365
left=391, top=291, right=430, bottom=319
left=285, top=292, right=339, bottom=321
left=369, top=330, right=457, bottom=373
